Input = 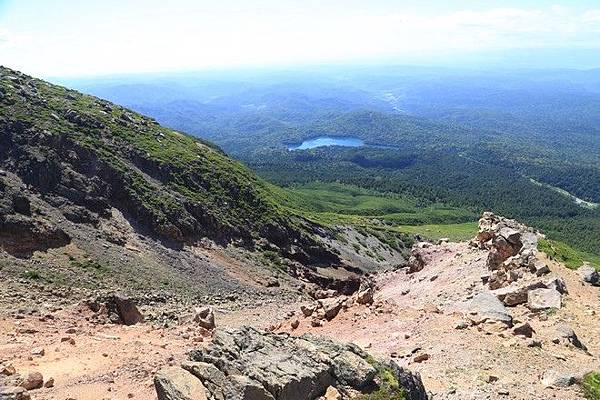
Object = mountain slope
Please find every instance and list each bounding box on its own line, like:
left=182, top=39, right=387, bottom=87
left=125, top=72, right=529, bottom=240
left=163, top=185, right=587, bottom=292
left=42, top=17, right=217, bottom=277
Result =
left=0, top=66, right=337, bottom=264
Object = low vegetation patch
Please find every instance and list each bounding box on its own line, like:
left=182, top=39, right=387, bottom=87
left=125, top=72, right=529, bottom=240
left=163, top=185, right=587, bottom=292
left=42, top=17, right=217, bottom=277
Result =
left=358, top=357, right=407, bottom=400
left=70, top=259, right=110, bottom=274
left=538, top=239, right=600, bottom=270
left=21, top=270, right=42, bottom=280
left=582, top=372, right=600, bottom=400
left=398, top=222, right=478, bottom=242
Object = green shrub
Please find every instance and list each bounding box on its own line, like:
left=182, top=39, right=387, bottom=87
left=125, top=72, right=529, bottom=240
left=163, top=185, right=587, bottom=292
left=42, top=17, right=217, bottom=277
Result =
left=357, top=357, right=407, bottom=400
left=71, top=259, right=109, bottom=274
left=582, top=372, right=600, bottom=400
left=538, top=239, right=600, bottom=270
left=22, top=270, right=41, bottom=280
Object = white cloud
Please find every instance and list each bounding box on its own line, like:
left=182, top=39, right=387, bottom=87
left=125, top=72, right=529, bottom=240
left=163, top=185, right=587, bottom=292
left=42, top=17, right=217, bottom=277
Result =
left=1, top=2, right=599, bottom=76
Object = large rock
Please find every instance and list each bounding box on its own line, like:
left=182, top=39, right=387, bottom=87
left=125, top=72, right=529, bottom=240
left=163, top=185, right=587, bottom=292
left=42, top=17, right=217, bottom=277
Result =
left=389, top=362, right=429, bottom=400
left=154, top=367, right=208, bottom=400
left=492, top=279, right=546, bottom=306
left=468, top=292, right=512, bottom=325
left=317, top=297, right=345, bottom=321
left=406, top=249, right=425, bottom=273
left=545, top=275, right=568, bottom=294
left=111, top=294, right=143, bottom=325
left=19, top=372, right=43, bottom=391
left=193, top=307, right=216, bottom=330
left=184, top=326, right=427, bottom=400
left=553, top=324, right=587, bottom=351
left=579, top=264, right=599, bottom=286
left=331, top=350, right=376, bottom=388
left=541, top=370, right=577, bottom=387
left=355, top=286, right=374, bottom=305
left=527, top=288, right=561, bottom=311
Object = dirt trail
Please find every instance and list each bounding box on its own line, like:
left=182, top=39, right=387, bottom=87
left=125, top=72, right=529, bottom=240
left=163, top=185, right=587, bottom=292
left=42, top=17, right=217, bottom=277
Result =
left=0, top=296, right=303, bottom=400
left=0, top=305, right=187, bottom=400
left=281, top=242, right=600, bottom=400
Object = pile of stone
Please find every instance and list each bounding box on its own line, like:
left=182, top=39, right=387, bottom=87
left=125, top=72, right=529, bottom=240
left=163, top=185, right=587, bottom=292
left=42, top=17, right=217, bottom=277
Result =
left=300, top=283, right=374, bottom=327
left=86, top=293, right=144, bottom=325
left=473, top=212, right=566, bottom=310
left=154, top=326, right=428, bottom=400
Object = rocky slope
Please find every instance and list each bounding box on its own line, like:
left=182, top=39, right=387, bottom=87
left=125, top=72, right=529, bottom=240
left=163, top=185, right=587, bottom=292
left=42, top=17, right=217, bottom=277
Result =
left=0, top=66, right=341, bottom=264
left=277, top=214, right=600, bottom=399
left=1, top=213, right=598, bottom=399
left=0, top=67, right=412, bottom=311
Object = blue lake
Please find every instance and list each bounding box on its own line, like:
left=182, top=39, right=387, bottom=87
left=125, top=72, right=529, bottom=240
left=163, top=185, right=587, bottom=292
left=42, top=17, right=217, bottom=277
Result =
left=287, top=136, right=364, bottom=150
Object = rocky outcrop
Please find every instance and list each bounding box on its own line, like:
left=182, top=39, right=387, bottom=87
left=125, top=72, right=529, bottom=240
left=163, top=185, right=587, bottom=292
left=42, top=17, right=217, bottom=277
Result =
left=159, top=326, right=429, bottom=400
left=473, top=212, right=566, bottom=311
left=0, top=174, right=70, bottom=257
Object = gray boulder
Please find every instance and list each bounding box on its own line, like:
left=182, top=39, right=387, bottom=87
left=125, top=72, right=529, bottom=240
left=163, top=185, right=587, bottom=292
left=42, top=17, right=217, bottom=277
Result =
left=331, top=350, right=376, bottom=388
left=389, top=362, right=429, bottom=400
left=541, top=370, right=577, bottom=387
left=579, top=264, right=599, bottom=286
left=553, top=324, right=587, bottom=351
left=468, top=292, right=512, bottom=325
left=154, top=367, right=208, bottom=400
left=527, top=288, right=561, bottom=310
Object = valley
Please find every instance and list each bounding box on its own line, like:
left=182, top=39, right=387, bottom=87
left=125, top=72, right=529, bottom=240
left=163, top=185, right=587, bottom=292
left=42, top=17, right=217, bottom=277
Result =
left=0, top=66, right=599, bottom=400
left=67, top=67, right=600, bottom=266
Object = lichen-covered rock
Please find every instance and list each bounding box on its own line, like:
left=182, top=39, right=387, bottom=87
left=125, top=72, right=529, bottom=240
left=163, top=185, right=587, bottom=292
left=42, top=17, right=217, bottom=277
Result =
left=182, top=326, right=427, bottom=400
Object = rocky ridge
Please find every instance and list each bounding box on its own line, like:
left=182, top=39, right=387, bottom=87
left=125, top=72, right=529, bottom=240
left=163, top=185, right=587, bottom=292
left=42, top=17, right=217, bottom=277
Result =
left=155, top=326, right=427, bottom=400
left=473, top=212, right=568, bottom=311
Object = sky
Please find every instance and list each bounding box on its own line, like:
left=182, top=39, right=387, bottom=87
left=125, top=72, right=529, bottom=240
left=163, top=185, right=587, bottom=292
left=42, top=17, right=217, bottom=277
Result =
left=1, top=0, right=600, bottom=77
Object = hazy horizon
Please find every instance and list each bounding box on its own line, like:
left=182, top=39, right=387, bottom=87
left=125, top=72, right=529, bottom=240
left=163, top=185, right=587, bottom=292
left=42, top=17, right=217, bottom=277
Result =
left=2, top=0, right=600, bottom=78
